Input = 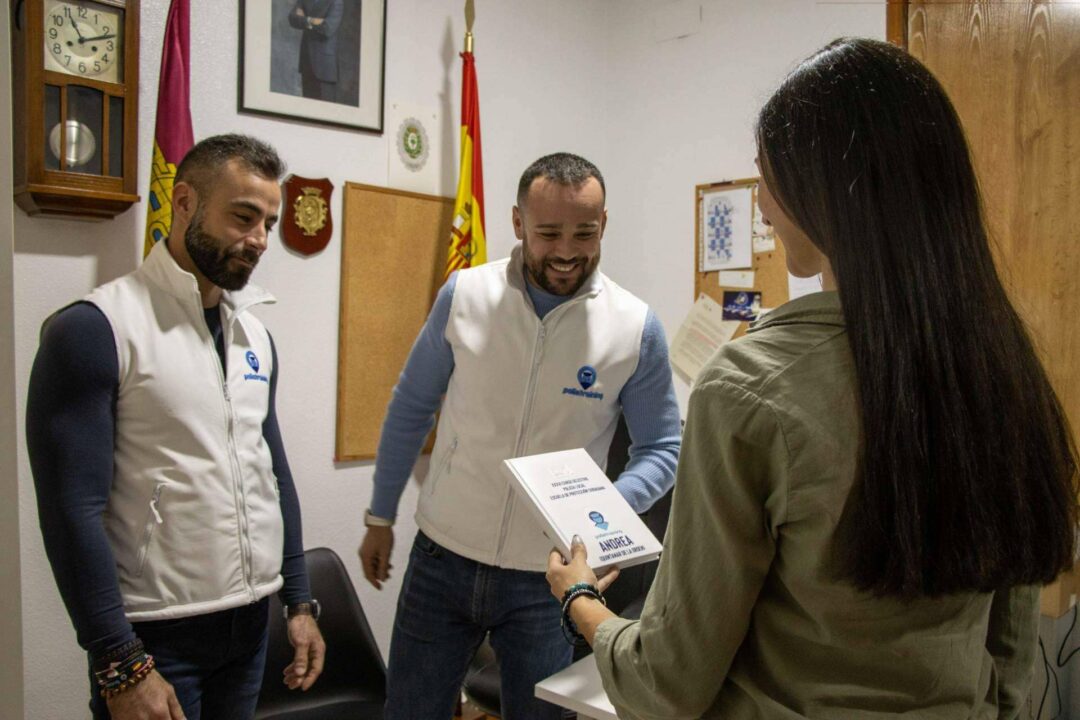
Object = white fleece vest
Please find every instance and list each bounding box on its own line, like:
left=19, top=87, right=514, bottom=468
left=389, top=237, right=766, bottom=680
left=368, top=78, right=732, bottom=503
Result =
left=416, top=247, right=649, bottom=571
left=85, top=241, right=284, bottom=620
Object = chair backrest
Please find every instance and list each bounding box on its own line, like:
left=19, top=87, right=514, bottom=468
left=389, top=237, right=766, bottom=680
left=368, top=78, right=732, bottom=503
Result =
left=255, top=547, right=386, bottom=718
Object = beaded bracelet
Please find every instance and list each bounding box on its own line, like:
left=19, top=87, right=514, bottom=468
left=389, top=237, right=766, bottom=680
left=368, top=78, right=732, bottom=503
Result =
left=560, top=583, right=606, bottom=646
left=92, top=638, right=145, bottom=677
left=98, top=652, right=156, bottom=699
left=94, top=643, right=144, bottom=687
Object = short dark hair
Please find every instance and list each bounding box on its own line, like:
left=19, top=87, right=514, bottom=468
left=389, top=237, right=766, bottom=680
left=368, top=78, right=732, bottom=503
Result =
left=516, top=152, right=605, bottom=207
left=175, top=134, right=286, bottom=196
left=757, top=38, right=1077, bottom=598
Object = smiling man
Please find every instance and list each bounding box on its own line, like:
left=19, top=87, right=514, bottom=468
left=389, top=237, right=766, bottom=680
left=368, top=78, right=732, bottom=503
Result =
left=27, top=134, right=324, bottom=720
left=359, top=152, right=682, bottom=719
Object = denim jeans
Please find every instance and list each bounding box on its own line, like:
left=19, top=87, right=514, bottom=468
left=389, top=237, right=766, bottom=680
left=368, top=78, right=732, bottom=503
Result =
left=385, top=531, right=573, bottom=720
left=89, top=598, right=270, bottom=720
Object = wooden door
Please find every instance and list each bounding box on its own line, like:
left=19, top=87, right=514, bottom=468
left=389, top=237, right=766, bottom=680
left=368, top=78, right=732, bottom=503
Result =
left=888, top=1, right=1080, bottom=617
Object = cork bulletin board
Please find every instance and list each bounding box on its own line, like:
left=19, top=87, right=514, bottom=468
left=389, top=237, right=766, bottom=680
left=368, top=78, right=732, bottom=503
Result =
left=335, top=183, right=454, bottom=461
left=693, top=177, right=788, bottom=338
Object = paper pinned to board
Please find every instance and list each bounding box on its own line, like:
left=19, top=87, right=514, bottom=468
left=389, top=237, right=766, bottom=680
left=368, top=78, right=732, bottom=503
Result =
left=718, top=270, right=755, bottom=289
left=670, top=294, right=741, bottom=384
left=752, top=198, right=776, bottom=253
left=700, top=186, right=753, bottom=272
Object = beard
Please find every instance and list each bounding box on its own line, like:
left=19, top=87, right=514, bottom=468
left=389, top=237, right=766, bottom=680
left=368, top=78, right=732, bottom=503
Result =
left=184, top=213, right=260, bottom=291
left=522, top=235, right=600, bottom=297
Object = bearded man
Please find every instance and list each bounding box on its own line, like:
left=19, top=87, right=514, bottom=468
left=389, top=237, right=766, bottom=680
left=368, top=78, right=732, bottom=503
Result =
left=358, top=153, right=682, bottom=719
left=27, top=134, right=324, bottom=720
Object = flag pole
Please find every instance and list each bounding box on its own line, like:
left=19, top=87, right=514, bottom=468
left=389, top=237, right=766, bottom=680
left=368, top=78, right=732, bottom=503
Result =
left=465, top=0, right=474, bottom=52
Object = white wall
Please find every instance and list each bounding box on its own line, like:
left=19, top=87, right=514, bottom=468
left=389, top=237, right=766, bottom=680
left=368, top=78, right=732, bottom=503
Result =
left=1, top=0, right=25, bottom=716
left=600, top=0, right=885, bottom=408
left=10, top=1, right=885, bottom=716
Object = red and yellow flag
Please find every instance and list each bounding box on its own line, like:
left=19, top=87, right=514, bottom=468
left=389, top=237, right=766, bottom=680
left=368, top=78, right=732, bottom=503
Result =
left=144, top=0, right=193, bottom=258
left=445, top=47, right=486, bottom=278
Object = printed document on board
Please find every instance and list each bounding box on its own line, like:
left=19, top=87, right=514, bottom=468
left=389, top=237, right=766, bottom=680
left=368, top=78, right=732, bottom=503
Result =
left=503, top=449, right=662, bottom=570
left=670, top=293, right=741, bottom=385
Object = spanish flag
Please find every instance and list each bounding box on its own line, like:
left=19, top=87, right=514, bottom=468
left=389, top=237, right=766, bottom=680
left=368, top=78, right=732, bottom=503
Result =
left=445, top=43, right=486, bottom=277
left=144, top=0, right=193, bottom=258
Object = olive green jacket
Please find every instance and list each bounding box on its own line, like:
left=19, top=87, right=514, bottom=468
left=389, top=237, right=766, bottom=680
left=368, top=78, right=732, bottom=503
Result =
left=593, top=291, right=1038, bottom=720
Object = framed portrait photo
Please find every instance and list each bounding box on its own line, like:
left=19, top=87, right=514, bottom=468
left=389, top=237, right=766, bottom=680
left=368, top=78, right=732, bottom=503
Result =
left=239, top=0, right=386, bottom=133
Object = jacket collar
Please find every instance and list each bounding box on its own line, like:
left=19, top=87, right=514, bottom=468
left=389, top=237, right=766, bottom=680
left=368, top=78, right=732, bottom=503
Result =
left=141, top=240, right=276, bottom=317
left=747, top=290, right=844, bottom=334
left=505, top=243, right=604, bottom=303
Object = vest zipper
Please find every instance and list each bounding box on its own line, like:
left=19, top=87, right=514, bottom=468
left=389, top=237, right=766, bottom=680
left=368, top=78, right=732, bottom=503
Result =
left=495, top=322, right=547, bottom=564
left=426, top=437, right=458, bottom=496
left=221, top=317, right=256, bottom=602
left=205, top=307, right=256, bottom=602
left=135, top=483, right=166, bottom=578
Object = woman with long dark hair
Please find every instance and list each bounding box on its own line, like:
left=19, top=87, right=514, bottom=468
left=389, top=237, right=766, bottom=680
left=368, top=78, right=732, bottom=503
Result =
left=546, top=37, right=1078, bottom=719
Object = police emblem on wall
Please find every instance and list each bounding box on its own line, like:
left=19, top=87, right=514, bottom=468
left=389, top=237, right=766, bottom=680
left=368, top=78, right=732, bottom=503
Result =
left=396, top=117, right=430, bottom=172
left=282, top=175, right=334, bottom=256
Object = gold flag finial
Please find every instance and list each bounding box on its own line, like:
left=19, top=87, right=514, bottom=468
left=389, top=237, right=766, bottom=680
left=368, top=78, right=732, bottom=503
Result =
left=464, top=0, right=475, bottom=53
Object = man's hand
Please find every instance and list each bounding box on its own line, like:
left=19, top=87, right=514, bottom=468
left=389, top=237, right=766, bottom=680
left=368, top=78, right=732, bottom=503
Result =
left=105, top=670, right=185, bottom=720
left=358, top=526, right=394, bottom=589
left=310, top=17, right=324, bottom=25
left=283, top=614, right=325, bottom=691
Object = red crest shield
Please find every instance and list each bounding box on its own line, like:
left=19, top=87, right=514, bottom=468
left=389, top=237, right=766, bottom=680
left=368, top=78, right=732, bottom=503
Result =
left=282, top=175, right=334, bottom=256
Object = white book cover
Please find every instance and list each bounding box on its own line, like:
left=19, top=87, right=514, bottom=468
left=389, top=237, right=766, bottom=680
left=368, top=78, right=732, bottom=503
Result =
left=502, top=448, right=663, bottom=570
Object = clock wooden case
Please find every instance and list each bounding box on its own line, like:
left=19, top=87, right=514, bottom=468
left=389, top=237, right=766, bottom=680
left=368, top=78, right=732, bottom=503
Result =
left=11, top=0, right=139, bottom=219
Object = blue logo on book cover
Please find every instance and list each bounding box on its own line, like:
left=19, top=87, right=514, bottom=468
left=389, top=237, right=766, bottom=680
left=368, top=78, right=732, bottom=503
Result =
left=589, top=510, right=609, bottom=530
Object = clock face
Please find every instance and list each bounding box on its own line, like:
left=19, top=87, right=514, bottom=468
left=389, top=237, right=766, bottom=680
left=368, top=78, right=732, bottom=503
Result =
left=43, top=0, right=125, bottom=84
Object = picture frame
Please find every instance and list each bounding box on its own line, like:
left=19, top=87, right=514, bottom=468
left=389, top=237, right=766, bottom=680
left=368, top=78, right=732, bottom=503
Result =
left=239, top=0, right=386, bottom=133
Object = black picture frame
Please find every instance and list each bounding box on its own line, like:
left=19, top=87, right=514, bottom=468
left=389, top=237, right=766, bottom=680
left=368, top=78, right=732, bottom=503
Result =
left=239, top=0, right=386, bottom=133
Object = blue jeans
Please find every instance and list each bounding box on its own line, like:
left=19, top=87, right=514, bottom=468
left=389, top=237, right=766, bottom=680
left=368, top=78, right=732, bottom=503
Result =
left=90, top=598, right=270, bottom=720
left=385, top=531, right=573, bottom=720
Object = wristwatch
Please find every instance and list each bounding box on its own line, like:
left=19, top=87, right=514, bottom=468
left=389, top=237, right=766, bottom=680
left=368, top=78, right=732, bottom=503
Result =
left=283, top=599, right=321, bottom=621
left=364, top=509, right=394, bottom=528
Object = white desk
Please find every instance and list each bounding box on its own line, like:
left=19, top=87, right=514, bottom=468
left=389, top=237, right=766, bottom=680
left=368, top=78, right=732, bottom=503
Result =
left=535, top=655, right=619, bottom=720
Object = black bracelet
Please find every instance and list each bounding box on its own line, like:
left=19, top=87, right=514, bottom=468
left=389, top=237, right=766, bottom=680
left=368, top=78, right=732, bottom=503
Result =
left=560, top=584, right=605, bottom=646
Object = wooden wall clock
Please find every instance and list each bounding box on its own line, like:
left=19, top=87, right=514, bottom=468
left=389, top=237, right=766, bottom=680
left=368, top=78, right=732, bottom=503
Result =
left=11, top=0, right=139, bottom=219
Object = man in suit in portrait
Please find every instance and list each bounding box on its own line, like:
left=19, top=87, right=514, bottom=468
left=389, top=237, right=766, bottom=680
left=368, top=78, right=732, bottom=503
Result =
left=289, top=0, right=345, bottom=102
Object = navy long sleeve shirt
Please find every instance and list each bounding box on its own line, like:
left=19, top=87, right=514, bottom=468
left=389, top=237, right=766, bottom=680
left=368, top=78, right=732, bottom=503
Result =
left=26, top=302, right=310, bottom=663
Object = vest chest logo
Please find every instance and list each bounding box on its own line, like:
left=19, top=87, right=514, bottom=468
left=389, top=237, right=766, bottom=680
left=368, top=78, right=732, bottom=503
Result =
left=244, top=351, right=269, bottom=384
left=562, top=365, right=604, bottom=400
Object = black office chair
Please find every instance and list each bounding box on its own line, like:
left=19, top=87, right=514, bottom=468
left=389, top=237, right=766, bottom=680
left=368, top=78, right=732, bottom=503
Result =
left=255, top=547, right=386, bottom=720
left=461, top=417, right=674, bottom=717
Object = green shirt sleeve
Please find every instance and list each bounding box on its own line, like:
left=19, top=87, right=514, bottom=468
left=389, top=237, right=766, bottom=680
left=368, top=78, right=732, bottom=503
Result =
left=592, top=377, right=789, bottom=720
left=986, top=584, right=1040, bottom=720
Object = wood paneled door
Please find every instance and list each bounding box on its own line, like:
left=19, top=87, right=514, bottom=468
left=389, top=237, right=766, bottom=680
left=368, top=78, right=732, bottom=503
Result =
left=888, top=1, right=1080, bottom=617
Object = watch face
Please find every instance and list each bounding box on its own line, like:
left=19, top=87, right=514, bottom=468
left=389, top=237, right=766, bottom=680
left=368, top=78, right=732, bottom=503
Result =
left=43, top=0, right=125, bottom=84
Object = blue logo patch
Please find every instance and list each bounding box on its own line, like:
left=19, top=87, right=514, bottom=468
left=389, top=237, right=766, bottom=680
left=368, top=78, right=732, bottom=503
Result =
left=564, top=364, right=603, bottom=400
left=243, top=350, right=269, bottom=383
left=589, top=511, right=609, bottom=531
